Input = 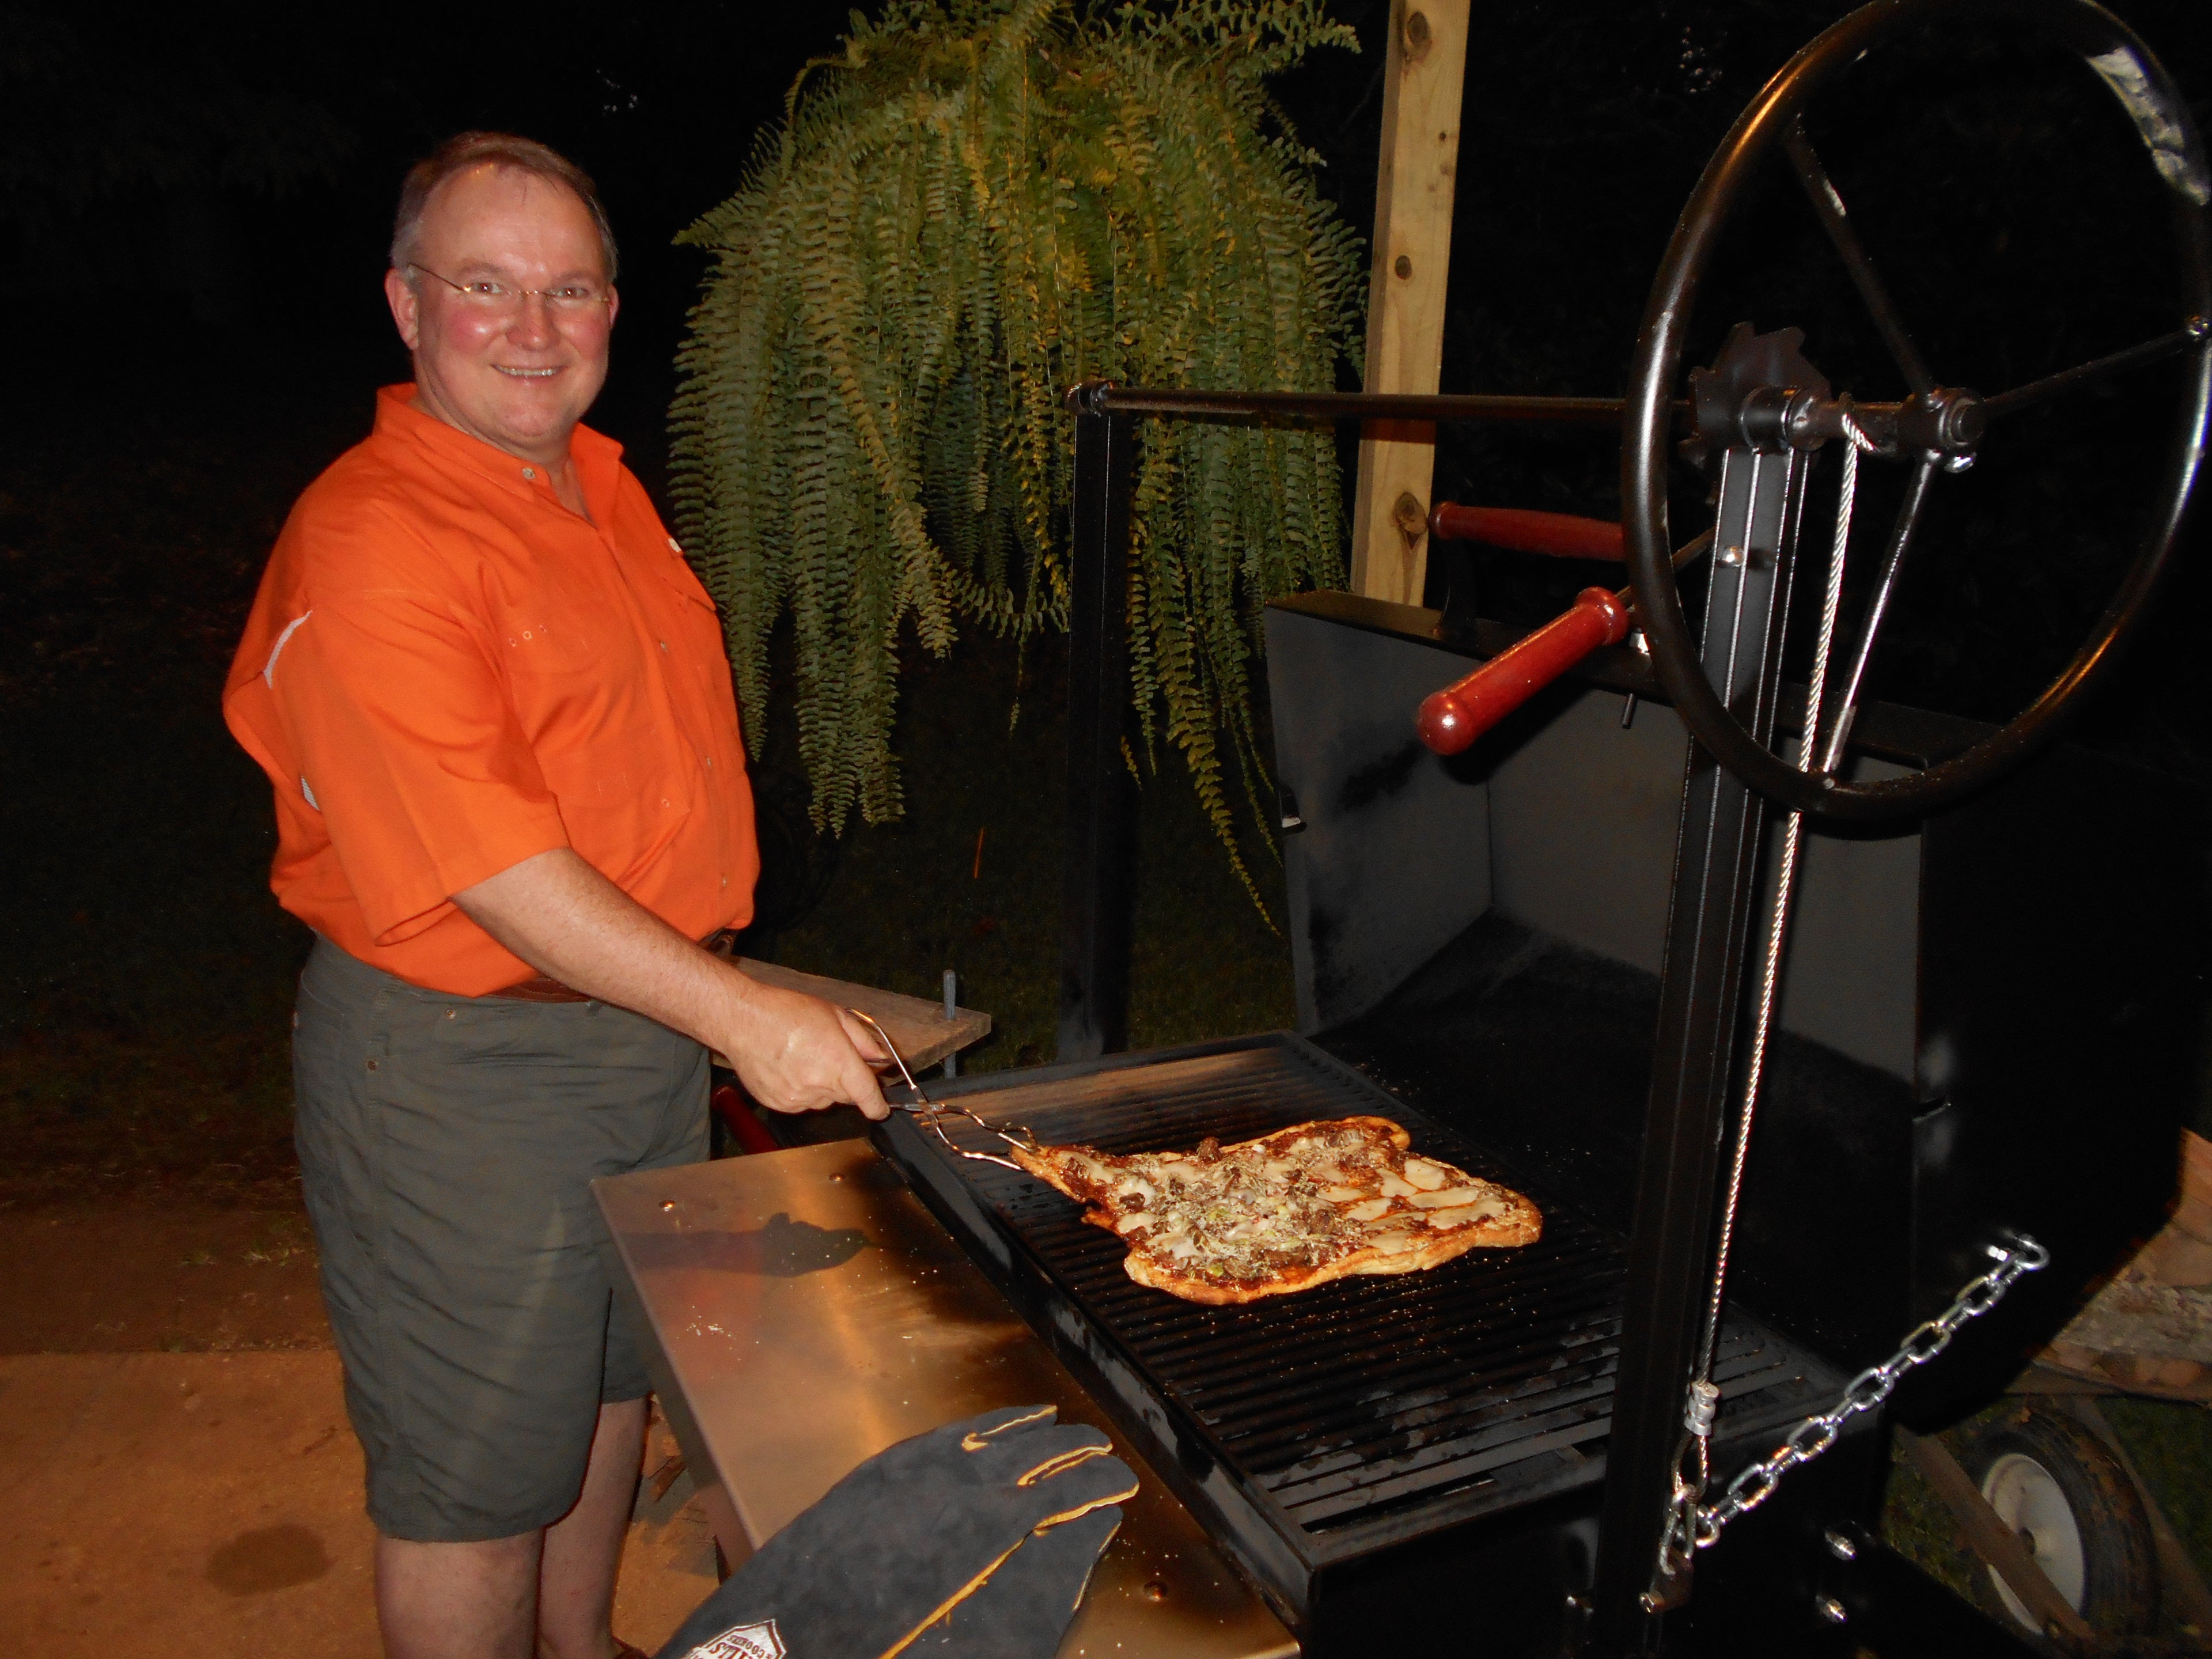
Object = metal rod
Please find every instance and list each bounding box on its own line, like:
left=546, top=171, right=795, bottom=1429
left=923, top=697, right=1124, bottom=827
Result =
left=1981, top=319, right=2207, bottom=420
left=1815, top=452, right=1939, bottom=775
left=1626, top=529, right=1717, bottom=620
left=1056, top=408, right=1139, bottom=1062
left=942, top=967, right=959, bottom=1079
left=1070, top=381, right=1648, bottom=427
left=1785, top=124, right=1935, bottom=396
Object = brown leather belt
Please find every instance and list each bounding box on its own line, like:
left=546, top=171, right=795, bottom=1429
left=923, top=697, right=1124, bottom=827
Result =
left=481, top=929, right=744, bottom=1003
left=484, top=975, right=593, bottom=1003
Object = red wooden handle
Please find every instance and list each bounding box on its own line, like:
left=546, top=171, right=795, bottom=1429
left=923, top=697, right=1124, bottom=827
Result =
left=1429, top=502, right=1626, bottom=560
left=711, top=1082, right=782, bottom=1156
left=1418, top=587, right=1632, bottom=755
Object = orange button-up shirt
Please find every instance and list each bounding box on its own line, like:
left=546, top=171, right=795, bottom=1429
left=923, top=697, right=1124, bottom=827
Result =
left=224, top=385, right=759, bottom=995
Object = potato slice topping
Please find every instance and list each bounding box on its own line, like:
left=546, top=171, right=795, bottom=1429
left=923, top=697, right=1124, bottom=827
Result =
left=1410, top=1186, right=1491, bottom=1210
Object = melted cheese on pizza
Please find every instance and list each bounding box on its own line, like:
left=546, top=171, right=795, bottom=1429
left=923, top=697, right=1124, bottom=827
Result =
left=1010, top=1116, right=1539, bottom=1302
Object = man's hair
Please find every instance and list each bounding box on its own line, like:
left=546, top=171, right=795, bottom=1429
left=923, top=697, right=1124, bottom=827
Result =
left=390, top=132, right=619, bottom=282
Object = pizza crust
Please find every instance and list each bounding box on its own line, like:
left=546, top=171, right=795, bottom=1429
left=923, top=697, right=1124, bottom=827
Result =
left=1009, top=1116, right=1540, bottom=1305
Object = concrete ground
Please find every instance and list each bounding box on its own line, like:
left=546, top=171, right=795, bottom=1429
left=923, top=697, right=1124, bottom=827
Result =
left=0, top=1206, right=720, bottom=1657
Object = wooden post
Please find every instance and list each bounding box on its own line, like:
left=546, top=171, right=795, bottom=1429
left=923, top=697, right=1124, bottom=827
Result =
left=1349, top=0, right=1469, bottom=606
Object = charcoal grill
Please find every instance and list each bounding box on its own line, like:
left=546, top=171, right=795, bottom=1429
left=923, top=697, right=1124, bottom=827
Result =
left=870, top=2, right=2210, bottom=1653
left=878, top=1037, right=1845, bottom=1653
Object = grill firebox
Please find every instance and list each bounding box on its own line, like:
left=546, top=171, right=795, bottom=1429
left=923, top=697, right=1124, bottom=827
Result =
left=870, top=583, right=2192, bottom=1654
left=876, top=1035, right=1842, bottom=1645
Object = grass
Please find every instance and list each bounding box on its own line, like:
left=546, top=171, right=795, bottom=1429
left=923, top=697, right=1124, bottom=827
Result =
left=1882, top=1397, right=2212, bottom=1629
left=2104, top=1395, right=2212, bottom=1576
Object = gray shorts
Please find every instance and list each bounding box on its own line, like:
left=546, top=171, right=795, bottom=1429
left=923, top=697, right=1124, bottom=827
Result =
left=293, top=937, right=709, bottom=1543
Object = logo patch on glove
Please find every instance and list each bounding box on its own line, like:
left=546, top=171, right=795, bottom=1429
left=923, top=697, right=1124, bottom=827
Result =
left=686, top=1619, right=786, bottom=1659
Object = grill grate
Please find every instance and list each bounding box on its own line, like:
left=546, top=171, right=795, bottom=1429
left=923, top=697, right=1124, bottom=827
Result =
left=884, top=1036, right=1837, bottom=1569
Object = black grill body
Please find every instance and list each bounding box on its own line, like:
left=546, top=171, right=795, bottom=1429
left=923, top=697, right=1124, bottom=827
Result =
left=1265, top=593, right=2199, bottom=1426
left=874, top=593, right=2195, bottom=1655
left=877, top=1036, right=1872, bottom=1653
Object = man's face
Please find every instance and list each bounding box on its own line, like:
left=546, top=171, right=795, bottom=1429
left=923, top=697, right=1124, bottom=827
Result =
left=383, top=165, right=618, bottom=464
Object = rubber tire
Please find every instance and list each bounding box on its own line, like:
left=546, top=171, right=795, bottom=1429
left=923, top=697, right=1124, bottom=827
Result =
left=1963, top=1406, right=2158, bottom=1645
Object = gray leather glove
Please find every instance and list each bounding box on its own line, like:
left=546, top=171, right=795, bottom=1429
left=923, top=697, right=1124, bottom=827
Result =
left=657, top=1404, right=1136, bottom=1659
left=902, top=1503, right=1122, bottom=1654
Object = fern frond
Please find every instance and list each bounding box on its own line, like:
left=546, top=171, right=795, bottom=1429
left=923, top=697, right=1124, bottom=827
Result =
left=672, top=0, right=1362, bottom=901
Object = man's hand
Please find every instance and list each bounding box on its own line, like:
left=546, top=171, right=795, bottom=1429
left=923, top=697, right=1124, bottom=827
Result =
left=718, top=982, right=893, bottom=1120
left=454, top=848, right=889, bottom=1119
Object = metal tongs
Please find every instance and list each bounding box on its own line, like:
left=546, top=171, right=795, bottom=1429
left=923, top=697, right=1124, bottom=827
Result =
left=843, top=1008, right=1041, bottom=1173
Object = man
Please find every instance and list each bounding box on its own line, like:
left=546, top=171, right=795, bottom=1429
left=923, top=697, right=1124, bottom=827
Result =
left=224, top=132, right=887, bottom=1659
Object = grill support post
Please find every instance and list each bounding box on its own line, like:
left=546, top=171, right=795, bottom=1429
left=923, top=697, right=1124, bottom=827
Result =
left=1058, top=404, right=1139, bottom=1061
left=1592, top=428, right=1814, bottom=1647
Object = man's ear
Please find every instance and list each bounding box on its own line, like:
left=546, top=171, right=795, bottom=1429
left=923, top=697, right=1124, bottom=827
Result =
left=384, top=267, right=422, bottom=351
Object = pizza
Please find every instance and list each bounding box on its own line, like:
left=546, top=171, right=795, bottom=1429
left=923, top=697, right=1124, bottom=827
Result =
left=1009, top=1116, right=1540, bottom=1305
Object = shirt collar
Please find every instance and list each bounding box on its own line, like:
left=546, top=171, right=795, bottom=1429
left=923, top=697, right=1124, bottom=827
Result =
left=373, top=384, right=624, bottom=523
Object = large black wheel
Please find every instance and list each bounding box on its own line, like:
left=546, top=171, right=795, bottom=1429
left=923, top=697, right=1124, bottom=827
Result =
left=1964, top=1404, right=2159, bottom=1643
left=1622, top=0, right=2212, bottom=824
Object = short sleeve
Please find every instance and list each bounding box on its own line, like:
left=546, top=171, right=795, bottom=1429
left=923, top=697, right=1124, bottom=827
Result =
left=267, top=592, right=570, bottom=945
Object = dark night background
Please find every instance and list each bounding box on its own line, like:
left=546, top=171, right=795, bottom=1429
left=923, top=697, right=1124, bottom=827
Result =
left=4, top=1, right=2211, bottom=1617
left=3, top=0, right=2208, bottom=1154
left=6, top=0, right=2209, bottom=749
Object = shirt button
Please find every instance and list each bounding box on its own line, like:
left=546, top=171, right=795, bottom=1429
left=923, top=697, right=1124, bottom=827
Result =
left=703, top=757, right=713, bottom=769
left=658, top=639, right=668, bottom=652
left=661, top=798, right=672, bottom=809
left=521, top=467, right=536, bottom=481
left=721, top=875, right=729, bottom=889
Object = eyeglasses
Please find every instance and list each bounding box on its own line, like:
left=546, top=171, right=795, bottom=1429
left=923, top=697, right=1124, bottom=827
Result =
left=408, top=264, right=613, bottom=317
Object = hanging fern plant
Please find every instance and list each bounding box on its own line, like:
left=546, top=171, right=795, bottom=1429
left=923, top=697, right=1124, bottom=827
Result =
left=669, top=0, right=1363, bottom=895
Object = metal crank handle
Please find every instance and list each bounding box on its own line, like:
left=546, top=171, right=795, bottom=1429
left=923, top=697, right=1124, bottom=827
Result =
left=1430, top=502, right=1626, bottom=560
left=1416, top=531, right=1713, bottom=755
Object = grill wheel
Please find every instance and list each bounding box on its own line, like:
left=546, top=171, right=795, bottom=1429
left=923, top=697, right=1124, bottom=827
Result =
left=1966, top=1406, right=2158, bottom=1644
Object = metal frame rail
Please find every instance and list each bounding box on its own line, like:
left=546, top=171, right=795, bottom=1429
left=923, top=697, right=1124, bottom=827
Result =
left=1057, top=378, right=1768, bottom=1659
left=1055, top=380, right=1652, bottom=1071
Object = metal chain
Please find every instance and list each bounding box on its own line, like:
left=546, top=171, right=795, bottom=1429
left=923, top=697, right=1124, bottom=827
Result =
left=1688, top=1235, right=2049, bottom=1547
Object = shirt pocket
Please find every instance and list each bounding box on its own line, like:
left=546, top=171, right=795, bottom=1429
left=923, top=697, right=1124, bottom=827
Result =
left=649, top=558, right=741, bottom=714
left=501, top=632, right=695, bottom=882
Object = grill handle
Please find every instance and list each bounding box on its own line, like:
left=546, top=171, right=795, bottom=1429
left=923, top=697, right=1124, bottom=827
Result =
left=1430, top=501, right=1626, bottom=559
left=1418, top=586, right=1632, bottom=754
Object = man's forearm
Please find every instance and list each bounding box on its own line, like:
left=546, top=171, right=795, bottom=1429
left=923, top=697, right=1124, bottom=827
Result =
left=453, top=848, right=887, bottom=1116
left=456, top=847, right=738, bottom=1044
